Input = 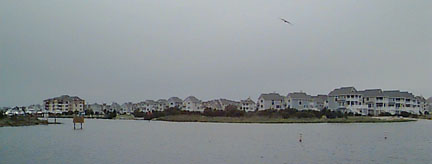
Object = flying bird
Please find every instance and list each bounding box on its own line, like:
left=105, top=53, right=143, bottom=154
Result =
left=280, top=18, right=293, bottom=25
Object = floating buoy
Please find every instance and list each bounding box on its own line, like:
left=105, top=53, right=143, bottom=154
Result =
left=299, top=133, right=303, bottom=142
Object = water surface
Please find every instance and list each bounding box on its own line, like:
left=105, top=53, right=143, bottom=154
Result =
left=1, top=118, right=431, bottom=164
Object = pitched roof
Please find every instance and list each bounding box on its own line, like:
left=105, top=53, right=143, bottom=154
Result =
left=258, top=93, right=284, bottom=101
left=241, top=98, right=255, bottom=104
left=358, top=89, right=383, bottom=97
left=382, top=90, right=415, bottom=98
left=168, top=97, right=182, bottom=102
left=328, top=87, right=357, bottom=96
left=311, top=95, right=327, bottom=103
left=145, top=100, right=156, bottom=105
left=287, top=92, right=311, bottom=100
left=427, top=97, right=432, bottom=103
left=184, top=96, right=200, bottom=103
left=44, top=95, right=84, bottom=102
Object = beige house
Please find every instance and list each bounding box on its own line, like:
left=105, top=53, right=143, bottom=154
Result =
left=43, top=95, right=85, bottom=113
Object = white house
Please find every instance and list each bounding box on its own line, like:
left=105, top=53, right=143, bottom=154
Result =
left=311, top=95, right=328, bottom=111
left=168, top=97, right=183, bottom=109
left=183, top=96, right=203, bottom=112
left=286, top=92, right=314, bottom=110
left=5, top=107, right=25, bottom=116
left=144, top=100, right=157, bottom=112
left=156, top=99, right=168, bottom=111
left=382, top=90, right=420, bottom=115
left=327, top=87, right=367, bottom=115
left=427, top=97, right=432, bottom=113
left=240, top=98, right=256, bottom=112
left=257, top=93, right=285, bottom=111
left=121, top=102, right=134, bottom=114
left=202, top=99, right=240, bottom=111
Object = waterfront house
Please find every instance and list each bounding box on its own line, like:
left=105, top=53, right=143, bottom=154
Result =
left=427, top=97, right=432, bottom=113
left=383, top=90, right=420, bottom=115
left=257, top=93, right=285, bottom=111
left=202, top=99, right=240, bottom=111
left=168, top=97, right=183, bottom=109
left=88, top=103, right=103, bottom=115
left=5, top=107, right=25, bottom=116
left=286, top=92, right=314, bottom=110
left=240, top=98, right=256, bottom=112
left=144, top=100, right=157, bottom=112
left=121, top=102, right=134, bottom=114
left=327, top=87, right=367, bottom=115
left=156, top=99, right=168, bottom=111
left=311, top=95, right=328, bottom=111
left=183, top=96, right=203, bottom=112
left=43, top=95, right=85, bottom=114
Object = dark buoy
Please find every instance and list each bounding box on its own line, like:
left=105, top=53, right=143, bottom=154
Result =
left=299, top=133, right=303, bottom=142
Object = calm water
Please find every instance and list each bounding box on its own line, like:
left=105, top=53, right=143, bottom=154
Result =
left=1, top=118, right=432, bottom=164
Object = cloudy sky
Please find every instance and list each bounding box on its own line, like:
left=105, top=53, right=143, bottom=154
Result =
left=1, top=0, right=431, bottom=107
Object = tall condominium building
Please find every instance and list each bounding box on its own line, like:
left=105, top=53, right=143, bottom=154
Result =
left=43, top=95, right=85, bottom=113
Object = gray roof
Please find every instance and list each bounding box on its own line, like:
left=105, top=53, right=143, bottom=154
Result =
left=168, top=97, right=182, bottom=102
left=415, top=96, right=426, bottom=102
left=358, top=89, right=383, bottom=97
left=240, top=98, right=255, bottom=104
left=145, top=100, right=156, bottom=105
left=157, top=99, right=168, bottom=104
left=184, top=96, right=200, bottom=103
left=287, top=92, right=311, bottom=100
left=44, top=95, right=84, bottom=102
left=258, top=93, right=284, bottom=101
left=382, top=90, right=415, bottom=98
left=328, top=87, right=357, bottom=96
left=427, top=97, right=432, bottom=103
left=311, top=95, right=327, bottom=103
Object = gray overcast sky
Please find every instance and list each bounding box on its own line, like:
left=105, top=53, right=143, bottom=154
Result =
left=1, top=0, right=431, bottom=107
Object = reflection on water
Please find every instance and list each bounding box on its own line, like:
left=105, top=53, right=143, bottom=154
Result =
left=1, top=118, right=432, bottom=164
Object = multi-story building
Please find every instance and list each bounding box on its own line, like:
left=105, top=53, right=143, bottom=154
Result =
left=121, top=102, right=134, bottom=114
left=427, top=97, right=432, bottom=113
left=183, top=96, right=203, bottom=112
left=327, top=87, right=367, bottom=114
left=87, top=103, right=103, bottom=114
left=328, top=87, right=422, bottom=115
left=202, top=99, right=240, bottom=111
left=156, top=99, right=168, bottom=111
left=383, top=90, right=420, bottom=115
left=257, top=93, right=285, bottom=111
left=43, top=95, right=85, bottom=114
left=416, top=96, right=427, bottom=114
left=168, top=97, right=183, bottom=109
left=144, top=100, right=157, bottom=112
left=240, top=98, right=256, bottom=112
left=286, top=92, right=313, bottom=110
left=311, top=95, right=328, bottom=110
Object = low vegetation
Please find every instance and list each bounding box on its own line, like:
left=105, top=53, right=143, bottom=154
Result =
left=130, top=106, right=415, bottom=123
left=0, top=116, right=48, bottom=127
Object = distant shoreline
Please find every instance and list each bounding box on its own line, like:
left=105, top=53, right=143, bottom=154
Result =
left=0, top=116, right=49, bottom=127
left=156, top=115, right=416, bottom=124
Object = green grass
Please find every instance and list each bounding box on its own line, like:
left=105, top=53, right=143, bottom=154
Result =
left=156, top=115, right=415, bottom=124
left=0, top=116, right=49, bottom=127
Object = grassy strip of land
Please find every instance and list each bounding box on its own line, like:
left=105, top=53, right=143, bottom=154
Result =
left=156, top=115, right=415, bottom=124
left=0, top=116, right=48, bottom=127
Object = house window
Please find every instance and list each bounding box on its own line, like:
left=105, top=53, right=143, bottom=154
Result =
left=299, top=101, right=302, bottom=105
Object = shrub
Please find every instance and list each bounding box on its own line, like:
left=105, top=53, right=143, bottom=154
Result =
left=132, top=109, right=145, bottom=117
left=379, top=112, right=392, bottom=116
left=295, top=111, right=316, bottom=118
left=400, top=111, right=410, bottom=117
